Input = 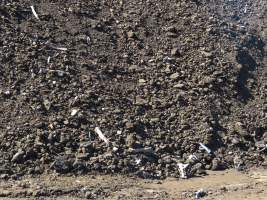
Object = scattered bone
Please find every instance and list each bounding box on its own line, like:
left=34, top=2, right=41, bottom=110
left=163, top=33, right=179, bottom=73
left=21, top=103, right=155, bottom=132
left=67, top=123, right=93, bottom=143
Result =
left=136, top=158, right=142, bottom=165
left=94, top=127, right=109, bottom=145
left=199, top=143, right=211, bottom=154
left=47, top=56, right=51, bottom=64
left=71, top=109, right=79, bottom=116
left=116, top=130, right=122, bottom=135
left=30, top=6, right=40, bottom=20
left=178, top=163, right=189, bottom=179
left=51, top=46, right=68, bottom=51
left=87, top=36, right=91, bottom=44
left=188, top=154, right=198, bottom=162
left=113, top=147, right=119, bottom=152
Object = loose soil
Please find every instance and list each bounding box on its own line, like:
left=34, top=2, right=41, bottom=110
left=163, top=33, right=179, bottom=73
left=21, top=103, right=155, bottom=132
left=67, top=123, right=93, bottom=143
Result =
left=0, top=169, right=266, bottom=199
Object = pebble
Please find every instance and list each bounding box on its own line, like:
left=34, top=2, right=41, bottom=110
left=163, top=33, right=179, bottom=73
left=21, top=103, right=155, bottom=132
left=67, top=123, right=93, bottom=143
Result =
left=71, top=109, right=79, bottom=116
left=11, top=150, right=25, bottom=163
left=170, top=73, right=179, bottom=80
left=135, top=96, right=148, bottom=105
left=171, top=47, right=180, bottom=56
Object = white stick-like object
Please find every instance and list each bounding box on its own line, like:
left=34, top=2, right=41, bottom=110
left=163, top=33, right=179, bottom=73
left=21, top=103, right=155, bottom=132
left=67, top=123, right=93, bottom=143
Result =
left=30, top=6, right=40, bottom=20
left=199, top=143, right=211, bottom=154
left=52, top=47, right=68, bottom=51
left=47, top=56, right=51, bottom=64
left=94, top=127, right=109, bottom=145
left=177, top=163, right=189, bottom=179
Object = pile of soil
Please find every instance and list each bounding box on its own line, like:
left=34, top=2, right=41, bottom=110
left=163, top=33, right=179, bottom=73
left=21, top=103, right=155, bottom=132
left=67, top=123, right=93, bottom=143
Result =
left=0, top=0, right=266, bottom=178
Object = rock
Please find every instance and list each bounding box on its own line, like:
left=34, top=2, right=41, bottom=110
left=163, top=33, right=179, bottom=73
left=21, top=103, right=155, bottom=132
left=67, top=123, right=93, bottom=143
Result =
left=211, top=158, right=221, bottom=170
left=85, top=191, right=92, bottom=199
left=166, top=26, right=177, bottom=33
left=127, top=30, right=136, bottom=39
left=171, top=47, right=180, bottom=56
left=255, top=141, right=266, bottom=148
left=201, top=51, right=213, bottom=58
left=170, top=73, right=179, bottom=80
left=51, top=156, right=73, bottom=173
left=43, top=99, right=51, bottom=111
left=126, top=134, right=136, bottom=148
left=11, top=150, right=25, bottom=163
left=234, top=122, right=248, bottom=136
left=138, top=79, right=146, bottom=86
left=71, top=109, right=79, bottom=116
left=173, top=83, right=185, bottom=89
left=125, top=122, right=134, bottom=130
left=135, top=96, right=148, bottom=105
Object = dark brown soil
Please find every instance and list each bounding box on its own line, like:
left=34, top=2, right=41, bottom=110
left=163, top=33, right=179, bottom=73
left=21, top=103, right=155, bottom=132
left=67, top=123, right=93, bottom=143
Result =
left=0, top=0, right=266, bottom=179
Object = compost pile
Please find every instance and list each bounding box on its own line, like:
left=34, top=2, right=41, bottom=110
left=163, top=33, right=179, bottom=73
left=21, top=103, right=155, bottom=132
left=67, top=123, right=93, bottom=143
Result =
left=0, top=0, right=266, bottom=179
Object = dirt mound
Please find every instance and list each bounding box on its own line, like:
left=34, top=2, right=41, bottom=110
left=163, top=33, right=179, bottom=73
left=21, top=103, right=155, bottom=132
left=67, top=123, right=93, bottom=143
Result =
left=0, top=0, right=266, bottom=179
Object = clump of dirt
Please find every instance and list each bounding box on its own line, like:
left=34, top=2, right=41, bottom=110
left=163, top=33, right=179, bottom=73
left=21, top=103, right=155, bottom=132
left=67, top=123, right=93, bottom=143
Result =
left=0, top=0, right=266, bottom=179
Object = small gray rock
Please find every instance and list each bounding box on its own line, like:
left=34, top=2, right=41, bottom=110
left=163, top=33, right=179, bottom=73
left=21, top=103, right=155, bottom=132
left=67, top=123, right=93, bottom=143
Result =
left=11, top=150, right=25, bottom=163
left=170, top=73, right=179, bottom=80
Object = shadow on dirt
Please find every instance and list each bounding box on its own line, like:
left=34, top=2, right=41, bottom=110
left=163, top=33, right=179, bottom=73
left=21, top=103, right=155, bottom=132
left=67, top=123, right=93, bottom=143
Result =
left=235, top=36, right=265, bottom=102
left=235, top=50, right=257, bottom=101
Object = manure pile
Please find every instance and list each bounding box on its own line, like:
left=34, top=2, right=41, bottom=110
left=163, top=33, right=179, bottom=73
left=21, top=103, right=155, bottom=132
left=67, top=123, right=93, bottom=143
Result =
left=0, top=0, right=266, bottom=178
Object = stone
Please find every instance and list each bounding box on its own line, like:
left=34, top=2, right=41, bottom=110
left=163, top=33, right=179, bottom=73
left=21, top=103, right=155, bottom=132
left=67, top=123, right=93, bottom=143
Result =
left=174, top=83, right=185, bottom=89
left=234, top=122, right=248, bottom=136
left=135, top=96, right=148, bottom=105
left=43, top=99, right=51, bottom=111
left=127, top=30, right=136, bottom=38
left=11, top=150, right=25, bottom=163
left=171, top=47, right=180, bottom=56
left=170, top=73, right=179, bottom=80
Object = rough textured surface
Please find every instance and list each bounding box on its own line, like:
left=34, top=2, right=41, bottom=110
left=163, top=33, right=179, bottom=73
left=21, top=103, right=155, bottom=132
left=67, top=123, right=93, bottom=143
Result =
left=0, top=170, right=266, bottom=199
left=0, top=0, right=266, bottom=178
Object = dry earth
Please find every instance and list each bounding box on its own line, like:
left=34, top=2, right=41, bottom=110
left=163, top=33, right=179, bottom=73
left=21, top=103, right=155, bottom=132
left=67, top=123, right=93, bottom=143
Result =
left=0, top=169, right=266, bottom=199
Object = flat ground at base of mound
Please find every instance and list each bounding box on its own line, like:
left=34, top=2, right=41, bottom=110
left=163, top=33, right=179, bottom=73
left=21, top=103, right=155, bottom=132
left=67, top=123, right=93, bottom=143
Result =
left=0, top=169, right=266, bottom=200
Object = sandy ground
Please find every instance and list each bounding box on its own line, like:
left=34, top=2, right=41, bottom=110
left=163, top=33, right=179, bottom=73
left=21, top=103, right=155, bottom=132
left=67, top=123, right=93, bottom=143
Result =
left=0, top=169, right=266, bottom=199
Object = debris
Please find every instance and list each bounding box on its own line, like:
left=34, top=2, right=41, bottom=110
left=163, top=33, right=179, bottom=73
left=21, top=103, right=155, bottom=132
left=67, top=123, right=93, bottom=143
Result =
left=43, top=99, right=51, bottom=111
left=135, top=96, right=148, bottom=105
left=136, top=158, right=142, bottom=165
left=177, top=163, right=189, bottom=179
left=170, top=72, right=179, bottom=80
left=51, top=156, right=72, bottom=173
left=86, top=36, right=91, bottom=44
left=94, top=127, right=109, bottom=145
left=71, top=109, right=79, bottom=116
left=127, top=30, right=136, bottom=39
left=112, top=146, right=119, bottom=152
left=233, top=156, right=244, bottom=171
left=259, top=144, right=267, bottom=152
left=3, top=90, right=11, bottom=96
left=56, top=70, right=65, bottom=77
left=30, top=6, right=40, bottom=20
left=244, top=4, right=248, bottom=13
left=171, top=47, right=180, bottom=56
left=199, top=143, right=211, bottom=154
left=47, top=56, right=51, bottom=64
left=52, top=46, right=68, bottom=51
left=11, top=150, right=25, bottom=163
left=188, top=154, right=198, bottom=162
left=195, top=189, right=207, bottom=199
left=116, top=130, right=122, bottom=135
